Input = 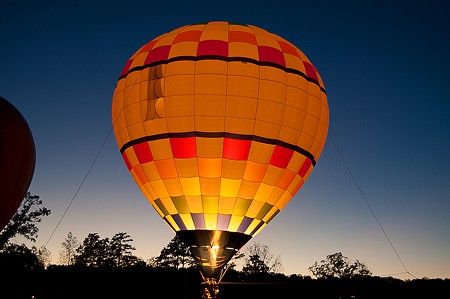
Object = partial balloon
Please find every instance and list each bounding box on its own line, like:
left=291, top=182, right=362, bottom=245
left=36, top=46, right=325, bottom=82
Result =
left=0, top=96, right=36, bottom=231
left=112, top=21, right=328, bottom=280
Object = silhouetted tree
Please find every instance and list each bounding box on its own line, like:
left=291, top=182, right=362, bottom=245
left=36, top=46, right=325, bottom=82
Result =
left=243, top=253, right=270, bottom=275
left=36, top=245, right=51, bottom=268
left=0, top=243, right=44, bottom=271
left=0, top=192, right=51, bottom=249
left=151, top=234, right=195, bottom=269
left=109, top=232, right=145, bottom=267
left=308, top=252, right=372, bottom=279
left=242, top=242, right=283, bottom=276
left=74, top=232, right=144, bottom=267
left=59, top=231, right=80, bottom=266
left=75, top=233, right=108, bottom=267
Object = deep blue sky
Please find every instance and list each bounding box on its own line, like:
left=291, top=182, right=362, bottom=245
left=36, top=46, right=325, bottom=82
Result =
left=2, top=1, right=449, bottom=279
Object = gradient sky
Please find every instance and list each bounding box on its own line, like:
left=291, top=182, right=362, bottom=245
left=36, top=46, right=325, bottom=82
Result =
left=2, top=1, right=449, bottom=279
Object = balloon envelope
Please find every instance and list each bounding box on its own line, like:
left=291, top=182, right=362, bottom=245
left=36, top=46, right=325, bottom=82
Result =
left=112, top=21, right=329, bottom=279
left=0, top=96, right=36, bottom=231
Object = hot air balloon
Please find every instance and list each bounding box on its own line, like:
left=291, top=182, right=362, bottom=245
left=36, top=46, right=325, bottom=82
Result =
left=112, top=21, right=328, bottom=294
left=0, top=96, right=36, bottom=231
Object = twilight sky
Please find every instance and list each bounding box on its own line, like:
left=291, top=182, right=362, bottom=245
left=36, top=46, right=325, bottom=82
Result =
left=1, top=0, right=449, bottom=279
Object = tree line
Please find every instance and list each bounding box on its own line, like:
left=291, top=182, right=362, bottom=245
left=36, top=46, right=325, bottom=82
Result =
left=0, top=193, right=370, bottom=278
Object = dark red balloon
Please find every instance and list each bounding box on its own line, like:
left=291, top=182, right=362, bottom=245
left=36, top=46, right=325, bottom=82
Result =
left=0, top=96, right=36, bottom=231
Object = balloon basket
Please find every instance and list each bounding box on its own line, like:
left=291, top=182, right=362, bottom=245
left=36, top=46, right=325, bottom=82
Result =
left=201, top=279, right=220, bottom=299
left=199, top=264, right=230, bottom=299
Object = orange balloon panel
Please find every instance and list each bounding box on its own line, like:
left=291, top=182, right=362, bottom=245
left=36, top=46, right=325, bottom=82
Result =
left=112, top=21, right=328, bottom=238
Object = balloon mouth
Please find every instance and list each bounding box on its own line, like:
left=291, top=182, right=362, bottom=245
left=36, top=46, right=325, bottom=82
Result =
left=177, top=230, right=251, bottom=279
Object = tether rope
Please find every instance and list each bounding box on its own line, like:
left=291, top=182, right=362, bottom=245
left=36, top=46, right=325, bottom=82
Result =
left=329, top=132, right=416, bottom=279
left=44, top=72, right=141, bottom=248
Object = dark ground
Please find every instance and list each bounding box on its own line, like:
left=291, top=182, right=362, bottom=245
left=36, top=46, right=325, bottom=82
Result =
left=3, top=267, right=449, bottom=299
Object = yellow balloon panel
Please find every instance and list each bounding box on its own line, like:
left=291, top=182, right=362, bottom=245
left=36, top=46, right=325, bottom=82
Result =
left=113, top=21, right=328, bottom=237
